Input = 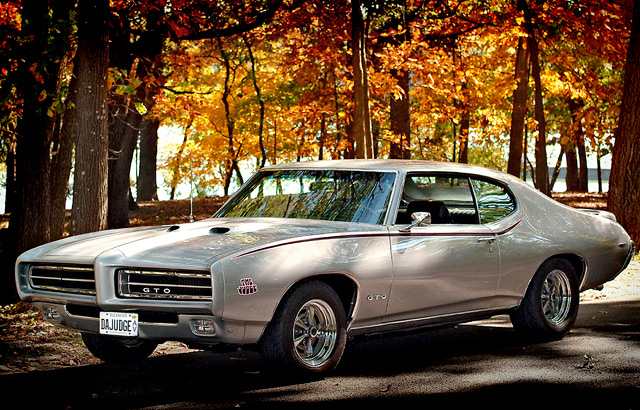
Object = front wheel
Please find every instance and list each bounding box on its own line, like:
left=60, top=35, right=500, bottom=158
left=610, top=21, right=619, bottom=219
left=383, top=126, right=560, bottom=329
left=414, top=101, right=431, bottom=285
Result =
left=258, top=281, right=347, bottom=375
left=510, top=258, right=579, bottom=340
left=81, top=333, right=158, bottom=363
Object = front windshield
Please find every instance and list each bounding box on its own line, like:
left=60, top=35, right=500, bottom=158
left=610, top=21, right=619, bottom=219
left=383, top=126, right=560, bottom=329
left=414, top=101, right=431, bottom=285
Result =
left=215, top=169, right=396, bottom=225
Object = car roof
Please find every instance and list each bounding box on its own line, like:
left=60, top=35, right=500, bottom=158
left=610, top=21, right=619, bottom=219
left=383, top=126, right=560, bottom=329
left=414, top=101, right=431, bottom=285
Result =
left=264, top=159, right=516, bottom=184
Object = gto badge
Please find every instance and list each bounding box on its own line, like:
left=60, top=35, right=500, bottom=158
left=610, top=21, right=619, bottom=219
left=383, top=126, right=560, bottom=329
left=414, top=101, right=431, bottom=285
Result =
left=143, top=287, right=171, bottom=295
left=238, top=278, right=259, bottom=295
left=367, top=294, right=387, bottom=301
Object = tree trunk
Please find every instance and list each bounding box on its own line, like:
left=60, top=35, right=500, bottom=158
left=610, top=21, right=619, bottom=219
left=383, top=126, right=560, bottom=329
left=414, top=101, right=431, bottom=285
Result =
left=351, top=0, right=374, bottom=159
left=567, top=98, right=589, bottom=192
left=71, top=0, right=110, bottom=235
left=5, top=145, right=16, bottom=218
left=507, top=36, right=530, bottom=177
left=169, top=123, right=191, bottom=200
left=319, top=114, right=326, bottom=160
left=550, top=147, right=564, bottom=190
left=137, top=118, right=159, bottom=201
left=608, top=0, right=640, bottom=245
left=390, top=69, right=411, bottom=159
left=107, top=9, right=164, bottom=228
left=217, top=38, right=241, bottom=196
left=12, top=0, right=55, bottom=254
left=531, top=46, right=550, bottom=195
left=577, top=138, right=589, bottom=192
left=458, top=75, right=470, bottom=164
left=244, top=36, right=267, bottom=168
left=50, top=70, right=78, bottom=240
left=108, top=101, right=141, bottom=228
left=564, top=143, right=580, bottom=191
left=597, top=146, right=603, bottom=193
left=523, top=0, right=550, bottom=195
left=458, top=115, right=470, bottom=163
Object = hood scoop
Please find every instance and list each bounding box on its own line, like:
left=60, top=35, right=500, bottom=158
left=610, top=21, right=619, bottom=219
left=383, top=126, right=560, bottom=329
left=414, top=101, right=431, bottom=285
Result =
left=209, top=227, right=230, bottom=234
left=164, top=225, right=230, bottom=234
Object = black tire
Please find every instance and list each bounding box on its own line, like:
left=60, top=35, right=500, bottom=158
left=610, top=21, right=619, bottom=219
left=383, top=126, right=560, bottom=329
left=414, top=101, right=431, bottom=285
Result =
left=81, top=332, right=158, bottom=363
left=509, top=258, right=579, bottom=340
left=258, top=281, right=347, bottom=375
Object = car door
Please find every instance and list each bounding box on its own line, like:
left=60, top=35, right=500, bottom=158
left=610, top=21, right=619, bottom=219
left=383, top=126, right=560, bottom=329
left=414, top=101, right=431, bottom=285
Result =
left=384, top=173, right=501, bottom=323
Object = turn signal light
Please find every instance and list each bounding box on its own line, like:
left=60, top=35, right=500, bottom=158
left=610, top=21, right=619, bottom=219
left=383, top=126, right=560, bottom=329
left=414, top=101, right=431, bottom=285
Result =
left=42, top=305, right=61, bottom=322
left=192, top=319, right=215, bottom=335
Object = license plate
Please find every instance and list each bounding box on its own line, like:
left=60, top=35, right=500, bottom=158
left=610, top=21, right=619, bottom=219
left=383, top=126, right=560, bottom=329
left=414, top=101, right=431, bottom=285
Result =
left=99, top=312, right=139, bottom=336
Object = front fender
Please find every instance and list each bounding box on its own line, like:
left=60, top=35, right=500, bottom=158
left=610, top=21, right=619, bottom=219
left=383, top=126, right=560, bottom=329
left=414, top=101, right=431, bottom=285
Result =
left=218, top=235, right=393, bottom=330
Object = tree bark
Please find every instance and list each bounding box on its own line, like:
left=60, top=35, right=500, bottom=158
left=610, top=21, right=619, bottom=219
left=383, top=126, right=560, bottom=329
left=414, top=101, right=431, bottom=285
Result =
left=217, top=38, right=241, bottom=196
left=458, top=77, right=470, bottom=164
left=137, top=118, right=159, bottom=201
left=12, top=0, right=55, bottom=254
left=244, top=36, right=267, bottom=168
left=169, top=122, right=191, bottom=201
left=567, top=98, right=589, bottom=192
left=390, top=69, right=411, bottom=159
left=564, top=142, right=580, bottom=191
left=507, top=36, right=530, bottom=177
left=522, top=0, right=550, bottom=195
left=530, top=40, right=550, bottom=195
left=351, top=0, right=374, bottom=159
left=107, top=8, right=164, bottom=228
left=71, top=0, right=110, bottom=235
left=108, top=101, right=141, bottom=228
left=458, top=113, right=470, bottom=163
left=608, top=0, right=640, bottom=245
left=50, top=70, right=77, bottom=240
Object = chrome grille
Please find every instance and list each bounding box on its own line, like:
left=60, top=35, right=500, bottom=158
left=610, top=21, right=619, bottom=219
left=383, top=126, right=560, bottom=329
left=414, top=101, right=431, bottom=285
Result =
left=117, top=269, right=212, bottom=300
left=29, top=265, right=95, bottom=295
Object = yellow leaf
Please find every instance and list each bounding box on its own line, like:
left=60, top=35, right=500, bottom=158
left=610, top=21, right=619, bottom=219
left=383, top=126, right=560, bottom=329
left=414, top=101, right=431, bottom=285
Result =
left=38, top=90, right=47, bottom=102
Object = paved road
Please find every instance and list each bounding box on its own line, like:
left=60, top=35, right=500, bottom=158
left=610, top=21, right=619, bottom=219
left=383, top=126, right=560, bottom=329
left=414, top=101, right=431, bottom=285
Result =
left=3, top=298, right=639, bottom=410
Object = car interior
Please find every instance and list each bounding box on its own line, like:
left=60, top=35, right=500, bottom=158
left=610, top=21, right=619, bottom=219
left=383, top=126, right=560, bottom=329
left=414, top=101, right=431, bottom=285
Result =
left=395, top=174, right=480, bottom=225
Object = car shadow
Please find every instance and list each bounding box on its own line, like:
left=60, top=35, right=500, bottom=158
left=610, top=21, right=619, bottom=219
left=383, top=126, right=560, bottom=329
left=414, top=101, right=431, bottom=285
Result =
left=2, top=299, right=639, bottom=409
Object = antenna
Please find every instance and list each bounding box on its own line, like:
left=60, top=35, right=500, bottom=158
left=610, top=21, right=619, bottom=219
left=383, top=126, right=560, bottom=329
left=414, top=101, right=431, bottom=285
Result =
left=189, top=152, right=194, bottom=223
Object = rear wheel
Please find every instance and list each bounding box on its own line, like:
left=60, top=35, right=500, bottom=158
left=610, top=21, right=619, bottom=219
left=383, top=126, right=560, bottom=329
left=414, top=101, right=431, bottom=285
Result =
left=510, top=258, right=579, bottom=340
left=81, top=333, right=158, bottom=363
left=258, top=281, right=347, bottom=375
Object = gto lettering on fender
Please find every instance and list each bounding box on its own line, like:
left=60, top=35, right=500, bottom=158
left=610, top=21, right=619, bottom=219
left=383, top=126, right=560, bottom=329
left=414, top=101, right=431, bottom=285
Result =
left=367, top=294, right=387, bottom=301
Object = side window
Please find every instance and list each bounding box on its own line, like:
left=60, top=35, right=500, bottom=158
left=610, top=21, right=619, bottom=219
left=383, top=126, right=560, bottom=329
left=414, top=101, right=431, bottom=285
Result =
left=470, top=178, right=516, bottom=224
left=397, top=174, right=478, bottom=224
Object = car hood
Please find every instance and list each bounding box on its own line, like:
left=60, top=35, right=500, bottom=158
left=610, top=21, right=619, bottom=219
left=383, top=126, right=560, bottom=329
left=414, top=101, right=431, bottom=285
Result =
left=20, top=218, right=386, bottom=269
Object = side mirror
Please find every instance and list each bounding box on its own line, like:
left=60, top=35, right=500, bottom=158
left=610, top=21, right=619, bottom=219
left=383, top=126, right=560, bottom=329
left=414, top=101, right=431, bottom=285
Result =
left=399, top=211, right=431, bottom=232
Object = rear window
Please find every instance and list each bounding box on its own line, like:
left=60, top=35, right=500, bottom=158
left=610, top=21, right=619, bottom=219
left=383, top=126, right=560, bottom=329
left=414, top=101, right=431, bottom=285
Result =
left=470, top=178, right=516, bottom=224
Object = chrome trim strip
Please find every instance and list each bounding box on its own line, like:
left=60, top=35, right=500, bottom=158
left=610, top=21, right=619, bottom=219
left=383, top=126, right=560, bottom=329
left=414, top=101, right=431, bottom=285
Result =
left=117, top=268, right=213, bottom=300
left=349, top=305, right=518, bottom=335
left=28, top=265, right=96, bottom=295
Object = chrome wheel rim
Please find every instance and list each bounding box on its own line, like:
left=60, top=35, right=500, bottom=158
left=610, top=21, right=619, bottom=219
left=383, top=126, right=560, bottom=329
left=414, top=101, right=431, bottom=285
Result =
left=542, top=269, right=573, bottom=326
left=293, top=299, right=337, bottom=368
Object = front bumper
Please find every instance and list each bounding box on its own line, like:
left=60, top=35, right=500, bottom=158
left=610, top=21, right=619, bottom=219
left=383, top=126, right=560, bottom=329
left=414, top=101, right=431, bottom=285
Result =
left=32, top=301, right=250, bottom=344
left=16, top=255, right=266, bottom=345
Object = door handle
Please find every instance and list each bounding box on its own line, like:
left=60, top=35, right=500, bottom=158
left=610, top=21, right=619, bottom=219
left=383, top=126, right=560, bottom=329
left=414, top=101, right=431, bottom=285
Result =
left=477, top=237, right=496, bottom=244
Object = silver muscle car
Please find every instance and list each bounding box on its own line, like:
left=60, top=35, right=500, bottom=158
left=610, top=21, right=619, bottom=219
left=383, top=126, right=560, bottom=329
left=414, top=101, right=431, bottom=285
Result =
left=15, top=160, right=635, bottom=374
